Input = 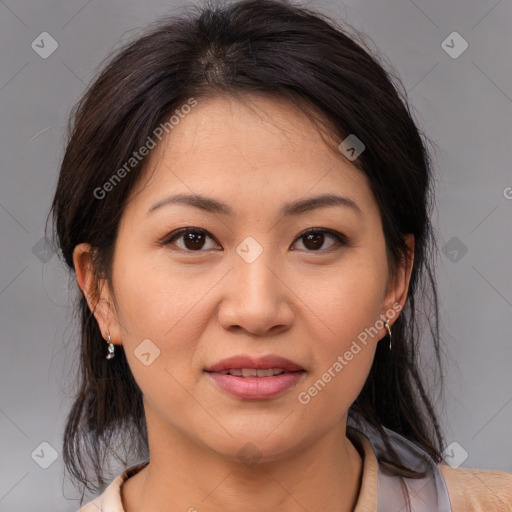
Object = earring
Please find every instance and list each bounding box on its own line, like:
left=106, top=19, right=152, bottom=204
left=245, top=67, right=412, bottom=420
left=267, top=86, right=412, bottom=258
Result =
left=106, top=329, right=115, bottom=360
left=385, top=320, right=392, bottom=351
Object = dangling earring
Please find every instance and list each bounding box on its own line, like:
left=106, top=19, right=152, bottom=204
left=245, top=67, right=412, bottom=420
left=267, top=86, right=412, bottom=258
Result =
left=385, top=320, right=392, bottom=351
left=106, top=329, right=115, bottom=360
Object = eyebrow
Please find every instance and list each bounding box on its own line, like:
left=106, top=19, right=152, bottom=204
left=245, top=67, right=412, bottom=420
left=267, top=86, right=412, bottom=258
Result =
left=146, top=192, right=362, bottom=217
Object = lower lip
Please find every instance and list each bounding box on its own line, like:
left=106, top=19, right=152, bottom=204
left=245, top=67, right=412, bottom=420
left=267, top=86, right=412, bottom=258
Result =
left=206, top=371, right=306, bottom=399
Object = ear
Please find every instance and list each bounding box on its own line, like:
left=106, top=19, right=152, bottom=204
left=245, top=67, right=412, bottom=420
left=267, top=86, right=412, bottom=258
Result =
left=73, top=243, right=122, bottom=346
left=381, top=234, right=414, bottom=330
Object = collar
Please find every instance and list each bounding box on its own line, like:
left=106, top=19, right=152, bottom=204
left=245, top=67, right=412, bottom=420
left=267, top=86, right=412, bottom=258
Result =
left=347, top=417, right=452, bottom=512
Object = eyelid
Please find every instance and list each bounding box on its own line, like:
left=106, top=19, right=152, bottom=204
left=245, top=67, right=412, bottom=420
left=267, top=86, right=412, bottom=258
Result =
left=159, top=227, right=349, bottom=251
left=296, top=227, right=349, bottom=247
left=159, top=227, right=220, bottom=248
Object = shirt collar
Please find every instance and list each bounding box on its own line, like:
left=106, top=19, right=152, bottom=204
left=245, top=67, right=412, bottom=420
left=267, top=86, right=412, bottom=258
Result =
left=347, top=426, right=379, bottom=511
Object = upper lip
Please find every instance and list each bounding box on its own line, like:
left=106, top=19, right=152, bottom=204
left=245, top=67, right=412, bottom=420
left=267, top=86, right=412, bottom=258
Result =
left=204, top=355, right=305, bottom=373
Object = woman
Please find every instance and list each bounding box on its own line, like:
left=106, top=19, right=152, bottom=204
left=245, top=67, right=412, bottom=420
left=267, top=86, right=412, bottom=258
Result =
left=49, top=0, right=512, bottom=510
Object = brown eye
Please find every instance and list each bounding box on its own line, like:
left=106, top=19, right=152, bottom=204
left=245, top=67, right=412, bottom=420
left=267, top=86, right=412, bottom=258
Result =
left=293, top=229, right=347, bottom=252
left=164, top=228, right=219, bottom=251
left=162, top=227, right=347, bottom=253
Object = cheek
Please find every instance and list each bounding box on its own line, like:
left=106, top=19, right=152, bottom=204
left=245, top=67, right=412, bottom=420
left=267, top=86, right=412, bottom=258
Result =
left=295, top=310, right=379, bottom=431
left=111, top=258, right=212, bottom=415
left=306, top=254, right=387, bottom=349
left=111, top=248, right=219, bottom=388
left=113, top=243, right=207, bottom=335
left=294, top=254, right=386, bottom=412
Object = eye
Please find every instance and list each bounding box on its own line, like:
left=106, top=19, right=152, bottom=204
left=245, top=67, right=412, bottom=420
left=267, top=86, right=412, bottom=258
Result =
left=162, top=228, right=219, bottom=252
left=160, top=227, right=348, bottom=253
left=292, top=228, right=348, bottom=252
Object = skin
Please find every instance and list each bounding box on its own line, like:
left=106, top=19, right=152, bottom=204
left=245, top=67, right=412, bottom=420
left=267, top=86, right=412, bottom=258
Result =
left=74, top=93, right=414, bottom=512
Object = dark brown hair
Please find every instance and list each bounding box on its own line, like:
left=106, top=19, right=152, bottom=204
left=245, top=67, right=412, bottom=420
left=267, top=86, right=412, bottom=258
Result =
left=48, top=0, right=445, bottom=502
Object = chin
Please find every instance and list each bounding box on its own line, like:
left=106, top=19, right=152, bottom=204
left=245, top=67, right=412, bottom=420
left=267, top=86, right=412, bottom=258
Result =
left=201, top=427, right=307, bottom=466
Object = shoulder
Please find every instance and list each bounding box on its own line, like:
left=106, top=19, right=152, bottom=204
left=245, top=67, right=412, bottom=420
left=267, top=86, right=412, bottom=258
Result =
left=439, top=463, right=512, bottom=512
left=78, top=495, right=103, bottom=512
left=77, top=460, right=149, bottom=512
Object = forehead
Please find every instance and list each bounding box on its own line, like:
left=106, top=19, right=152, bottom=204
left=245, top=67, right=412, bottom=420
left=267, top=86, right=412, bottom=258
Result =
left=125, top=93, right=375, bottom=218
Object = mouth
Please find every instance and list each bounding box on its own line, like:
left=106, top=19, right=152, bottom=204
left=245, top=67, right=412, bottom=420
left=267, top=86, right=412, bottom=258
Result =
left=204, top=355, right=306, bottom=399
left=213, top=368, right=292, bottom=377
left=204, top=354, right=305, bottom=373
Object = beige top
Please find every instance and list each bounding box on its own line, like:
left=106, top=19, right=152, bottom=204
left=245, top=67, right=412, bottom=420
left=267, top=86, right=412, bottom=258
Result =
left=78, top=428, right=512, bottom=512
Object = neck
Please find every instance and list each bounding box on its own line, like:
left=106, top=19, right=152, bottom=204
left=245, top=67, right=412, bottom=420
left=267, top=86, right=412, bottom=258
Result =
left=122, top=418, right=363, bottom=512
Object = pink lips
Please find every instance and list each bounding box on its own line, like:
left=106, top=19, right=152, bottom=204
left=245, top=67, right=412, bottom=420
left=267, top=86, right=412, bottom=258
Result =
left=208, top=371, right=305, bottom=399
left=204, top=355, right=306, bottom=399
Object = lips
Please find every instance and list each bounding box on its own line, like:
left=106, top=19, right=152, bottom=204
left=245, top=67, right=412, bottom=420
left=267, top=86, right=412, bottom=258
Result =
left=204, top=355, right=305, bottom=373
left=204, top=355, right=306, bottom=399
left=217, top=368, right=286, bottom=377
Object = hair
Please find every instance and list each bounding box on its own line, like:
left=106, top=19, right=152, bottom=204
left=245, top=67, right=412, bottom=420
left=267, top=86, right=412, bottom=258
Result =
left=48, top=0, right=445, bottom=503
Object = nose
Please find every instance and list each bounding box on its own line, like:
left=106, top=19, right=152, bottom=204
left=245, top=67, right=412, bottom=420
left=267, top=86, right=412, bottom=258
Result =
left=217, top=242, right=294, bottom=336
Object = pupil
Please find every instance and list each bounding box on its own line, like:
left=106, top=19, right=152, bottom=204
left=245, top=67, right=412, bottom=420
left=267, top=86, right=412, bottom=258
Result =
left=304, top=232, right=323, bottom=250
left=185, top=231, right=205, bottom=250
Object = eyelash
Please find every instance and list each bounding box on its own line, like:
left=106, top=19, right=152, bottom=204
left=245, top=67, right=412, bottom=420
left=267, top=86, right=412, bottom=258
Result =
left=159, top=227, right=349, bottom=253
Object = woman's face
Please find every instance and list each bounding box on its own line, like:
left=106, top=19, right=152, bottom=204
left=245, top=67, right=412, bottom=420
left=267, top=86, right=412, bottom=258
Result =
left=80, top=94, right=410, bottom=463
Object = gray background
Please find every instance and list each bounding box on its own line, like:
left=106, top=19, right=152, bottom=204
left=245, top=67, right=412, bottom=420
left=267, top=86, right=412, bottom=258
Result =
left=1, top=0, right=511, bottom=510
